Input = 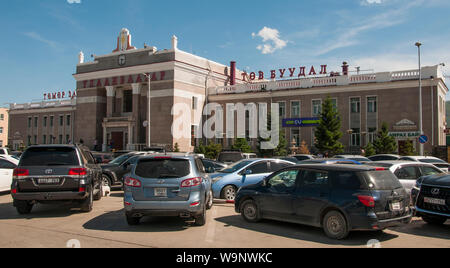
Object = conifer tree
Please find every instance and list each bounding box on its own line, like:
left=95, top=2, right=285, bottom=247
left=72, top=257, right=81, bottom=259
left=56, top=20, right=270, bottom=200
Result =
left=314, top=97, right=344, bottom=155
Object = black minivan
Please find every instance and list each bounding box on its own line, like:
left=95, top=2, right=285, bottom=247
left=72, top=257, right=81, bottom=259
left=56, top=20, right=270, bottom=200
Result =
left=235, top=164, right=413, bottom=239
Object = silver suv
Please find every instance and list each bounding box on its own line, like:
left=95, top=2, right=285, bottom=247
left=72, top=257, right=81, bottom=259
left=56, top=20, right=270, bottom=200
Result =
left=123, top=154, right=213, bottom=226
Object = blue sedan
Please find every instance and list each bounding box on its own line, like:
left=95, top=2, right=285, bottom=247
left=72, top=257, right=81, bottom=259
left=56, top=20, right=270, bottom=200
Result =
left=211, top=159, right=295, bottom=201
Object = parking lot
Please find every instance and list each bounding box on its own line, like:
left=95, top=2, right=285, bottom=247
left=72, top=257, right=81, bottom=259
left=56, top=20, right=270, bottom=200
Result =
left=0, top=191, right=448, bottom=248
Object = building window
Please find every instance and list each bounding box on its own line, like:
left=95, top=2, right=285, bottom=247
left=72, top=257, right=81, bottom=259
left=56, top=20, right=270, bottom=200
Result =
left=351, top=128, right=361, bottom=147
left=0, top=127, right=3, bottom=134
left=34, top=117, right=38, bottom=128
left=67, top=115, right=71, bottom=126
left=278, top=102, right=286, bottom=118
left=43, top=135, right=47, bottom=145
left=291, top=101, right=300, bottom=118
left=0, top=140, right=2, bottom=147
left=367, top=128, right=377, bottom=144
left=27, top=136, right=31, bottom=146
left=123, top=90, right=133, bottom=113
left=50, top=116, right=54, bottom=127
left=191, top=125, right=196, bottom=147
left=59, top=135, right=63, bottom=144
left=291, top=129, right=300, bottom=147
left=34, top=135, right=37, bottom=145
left=192, top=97, right=198, bottom=110
left=367, top=97, right=377, bottom=113
left=66, top=135, right=70, bottom=144
left=59, top=115, right=64, bottom=126
left=312, top=100, right=322, bottom=117
left=331, top=98, right=338, bottom=110
left=350, top=98, right=360, bottom=113
left=0, top=114, right=4, bottom=121
left=49, top=135, right=53, bottom=144
left=28, top=117, right=32, bottom=128
left=43, top=116, right=47, bottom=127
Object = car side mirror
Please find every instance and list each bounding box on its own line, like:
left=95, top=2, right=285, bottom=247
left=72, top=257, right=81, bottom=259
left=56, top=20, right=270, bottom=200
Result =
left=241, top=169, right=252, bottom=176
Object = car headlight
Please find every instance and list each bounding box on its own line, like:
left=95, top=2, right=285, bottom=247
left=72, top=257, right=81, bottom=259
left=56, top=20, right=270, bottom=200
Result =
left=212, top=176, right=223, bottom=183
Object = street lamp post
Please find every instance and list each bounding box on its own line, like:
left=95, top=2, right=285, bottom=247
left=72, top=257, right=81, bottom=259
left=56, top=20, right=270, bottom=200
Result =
left=415, top=42, right=424, bottom=156
left=143, top=73, right=151, bottom=148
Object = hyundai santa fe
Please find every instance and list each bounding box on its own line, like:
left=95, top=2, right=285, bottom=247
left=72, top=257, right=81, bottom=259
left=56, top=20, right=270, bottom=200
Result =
left=123, top=154, right=213, bottom=226
left=235, top=164, right=413, bottom=240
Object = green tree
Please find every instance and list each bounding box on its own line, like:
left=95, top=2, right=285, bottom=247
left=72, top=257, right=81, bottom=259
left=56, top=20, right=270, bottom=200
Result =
left=274, top=130, right=288, bottom=156
left=364, top=142, right=376, bottom=157
left=399, top=140, right=416, bottom=156
left=373, top=122, right=397, bottom=154
left=205, top=142, right=222, bottom=160
left=232, top=138, right=253, bottom=153
left=173, top=143, right=180, bottom=152
left=314, top=97, right=344, bottom=156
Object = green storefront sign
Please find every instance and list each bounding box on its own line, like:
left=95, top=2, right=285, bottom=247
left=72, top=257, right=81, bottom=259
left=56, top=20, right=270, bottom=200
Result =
left=389, top=132, right=421, bottom=138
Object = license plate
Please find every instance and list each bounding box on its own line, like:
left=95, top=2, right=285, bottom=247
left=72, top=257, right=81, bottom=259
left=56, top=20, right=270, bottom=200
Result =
left=391, top=202, right=402, bottom=211
left=424, top=197, right=446, bottom=206
left=38, top=178, right=60, bottom=184
left=154, top=188, right=167, bottom=197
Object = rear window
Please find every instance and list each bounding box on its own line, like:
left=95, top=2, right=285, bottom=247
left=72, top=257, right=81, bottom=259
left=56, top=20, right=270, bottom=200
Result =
left=135, top=159, right=190, bottom=178
left=330, top=171, right=363, bottom=190
left=20, top=147, right=79, bottom=166
left=362, top=170, right=403, bottom=190
left=419, top=159, right=447, bottom=164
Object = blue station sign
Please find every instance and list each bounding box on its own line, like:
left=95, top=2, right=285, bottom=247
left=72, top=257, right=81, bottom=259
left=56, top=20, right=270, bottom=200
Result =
left=282, top=117, right=320, bottom=128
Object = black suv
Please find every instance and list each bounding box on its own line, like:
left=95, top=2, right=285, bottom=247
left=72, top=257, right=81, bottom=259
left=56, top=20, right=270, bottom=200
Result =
left=235, top=164, right=413, bottom=239
left=11, top=145, right=103, bottom=214
left=100, top=152, right=148, bottom=188
left=413, top=173, right=449, bottom=225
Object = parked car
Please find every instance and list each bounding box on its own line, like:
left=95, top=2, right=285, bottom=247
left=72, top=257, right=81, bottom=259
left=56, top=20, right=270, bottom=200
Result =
left=365, top=161, right=444, bottom=194
left=123, top=154, right=213, bottom=226
left=211, top=159, right=295, bottom=201
left=0, top=147, right=11, bottom=156
left=0, top=156, right=18, bottom=192
left=201, top=159, right=227, bottom=173
left=235, top=164, right=413, bottom=240
left=292, top=154, right=316, bottom=161
left=10, top=145, right=103, bottom=214
left=92, top=152, right=113, bottom=164
left=298, top=158, right=363, bottom=165
left=398, top=156, right=450, bottom=172
left=243, top=153, right=257, bottom=159
left=217, top=150, right=244, bottom=165
left=101, top=152, right=149, bottom=188
left=412, top=173, right=449, bottom=225
left=274, top=156, right=300, bottom=164
left=368, top=154, right=401, bottom=161
left=334, top=155, right=372, bottom=162
left=113, top=150, right=134, bottom=158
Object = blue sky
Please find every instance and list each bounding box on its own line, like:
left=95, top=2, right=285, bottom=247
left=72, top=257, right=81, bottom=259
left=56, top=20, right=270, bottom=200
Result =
left=1, top=0, right=450, bottom=105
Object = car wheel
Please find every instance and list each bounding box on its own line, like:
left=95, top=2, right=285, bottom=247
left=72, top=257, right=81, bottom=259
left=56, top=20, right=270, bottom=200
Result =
left=221, top=185, right=237, bottom=201
left=323, top=211, right=349, bottom=240
left=126, top=213, right=141, bottom=225
left=240, top=199, right=261, bottom=223
left=14, top=200, right=33, bottom=215
left=206, top=190, right=213, bottom=210
left=422, top=215, right=447, bottom=225
left=102, top=174, right=112, bottom=188
left=93, top=181, right=102, bottom=201
left=194, top=204, right=206, bottom=226
left=80, top=186, right=93, bottom=212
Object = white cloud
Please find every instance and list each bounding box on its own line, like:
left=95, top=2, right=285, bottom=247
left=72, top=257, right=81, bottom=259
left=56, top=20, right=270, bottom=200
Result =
left=67, top=0, right=81, bottom=4
left=24, top=32, right=58, bottom=48
left=252, top=27, right=288, bottom=54
left=361, top=0, right=384, bottom=5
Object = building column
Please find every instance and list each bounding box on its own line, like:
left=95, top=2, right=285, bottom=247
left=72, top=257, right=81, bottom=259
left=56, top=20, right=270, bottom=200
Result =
left=106, top=86, right=116, bottom=118
left=102, top=124, right=107, bottom=152
left=131, top=83, right=142, bottom=145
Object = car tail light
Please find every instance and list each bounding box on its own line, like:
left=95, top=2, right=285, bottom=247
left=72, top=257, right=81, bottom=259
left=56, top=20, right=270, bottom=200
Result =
left=181, top=177, right=202, bottom=188
left=358, top=195, right=375, bottom=208
left=69, top=168, right=87, bottom=176
left=190, top=201, right=200, bottom=207
left=79, top=187, right=86, bottom=193
left=374, top=167, right=386, bottom=171
left=124, top=177, right=142, bottom=188
left=11, top=189, right=17, bottom=194
left=13, top=168, right=29, bottom=177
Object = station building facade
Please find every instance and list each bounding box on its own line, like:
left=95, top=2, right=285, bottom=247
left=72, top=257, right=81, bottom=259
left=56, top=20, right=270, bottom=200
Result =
left=7, top=29, right=449, bottom=155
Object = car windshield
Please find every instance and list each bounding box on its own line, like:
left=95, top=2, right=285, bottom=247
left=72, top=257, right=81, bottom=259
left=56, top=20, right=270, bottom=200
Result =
left=220, top=160, right=254, bottom=173
left=20, top=147, right=79, bottom=166
left=419, top=158, right=446, bottom=164
left=135, top=158, right=190, bottom=178
left=109, top=153, right=134, bottom=165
